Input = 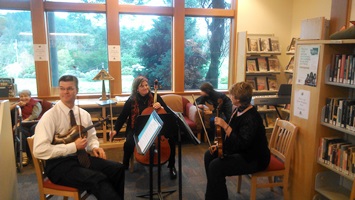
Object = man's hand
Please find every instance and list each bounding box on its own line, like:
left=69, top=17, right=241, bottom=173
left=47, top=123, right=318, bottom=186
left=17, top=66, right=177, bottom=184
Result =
left=75, top=137, right=87, bottom=150
left=93, top=147, right=106, bottom=159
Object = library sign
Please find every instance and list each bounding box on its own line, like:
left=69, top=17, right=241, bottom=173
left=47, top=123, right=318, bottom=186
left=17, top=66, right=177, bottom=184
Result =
left=296, top=45, right=320, bottom=87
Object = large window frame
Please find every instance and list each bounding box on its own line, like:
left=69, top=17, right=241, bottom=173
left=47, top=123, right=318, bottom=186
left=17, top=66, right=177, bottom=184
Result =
left=0, top=0, right=237, bottom=98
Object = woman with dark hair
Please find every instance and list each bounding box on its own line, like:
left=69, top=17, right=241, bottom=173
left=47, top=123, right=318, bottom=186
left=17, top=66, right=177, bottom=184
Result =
left=110, top=76, right=177, bottom=179
left=204, top=82, right=270, bottom=200
left=195, top=82, right=233, bottom=142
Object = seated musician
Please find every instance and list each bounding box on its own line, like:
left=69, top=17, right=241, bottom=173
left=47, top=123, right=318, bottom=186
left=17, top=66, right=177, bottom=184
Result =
left=109, top=76, right=177, bottom=179
left=204, top=82, right=270, bottom=200
left=33, top=75, right=125, bottom=200
left=195, top=82, right=233, bottom=142
left=10, top=89, right=43, bottom=166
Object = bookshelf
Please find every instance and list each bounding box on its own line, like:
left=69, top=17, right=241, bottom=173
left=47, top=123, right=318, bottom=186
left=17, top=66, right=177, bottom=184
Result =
left=237, top=31, right=285, bottom=129
left=289, top=39, right=355, bottom=199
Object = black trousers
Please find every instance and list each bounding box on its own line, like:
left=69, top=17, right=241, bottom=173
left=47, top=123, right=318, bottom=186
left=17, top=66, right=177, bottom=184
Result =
left=123, top=131, right=176, bottom=168
left=204, top=150, right=259, bottom=200
left=45, top=155, right=125, bottom=200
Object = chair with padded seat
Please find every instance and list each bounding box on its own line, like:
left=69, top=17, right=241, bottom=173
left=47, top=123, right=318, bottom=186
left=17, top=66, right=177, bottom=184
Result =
left=161, top=94, right=200, bottom=139
left=27, top=137, right=90, bottom=200
left=236, top=118, right=298, bottom=200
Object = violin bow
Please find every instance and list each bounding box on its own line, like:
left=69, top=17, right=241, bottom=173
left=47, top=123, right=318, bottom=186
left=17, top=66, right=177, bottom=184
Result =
left=191, top=94, right=212, bottom=147
left=76, top=97, right=83, bottom=137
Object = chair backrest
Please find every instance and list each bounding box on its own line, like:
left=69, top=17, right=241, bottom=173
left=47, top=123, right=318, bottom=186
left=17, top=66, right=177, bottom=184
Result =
left=36, top=99, right=53, bottom=119
left=269, top=118, right=298, bottom=167
left=27, top=137, right=46, bottom=193
left=161, top=94, right=186, bottom=114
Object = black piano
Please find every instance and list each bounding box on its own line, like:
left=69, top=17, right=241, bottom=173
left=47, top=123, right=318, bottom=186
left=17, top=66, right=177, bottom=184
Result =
left=251, top=84, right=292, bottom=119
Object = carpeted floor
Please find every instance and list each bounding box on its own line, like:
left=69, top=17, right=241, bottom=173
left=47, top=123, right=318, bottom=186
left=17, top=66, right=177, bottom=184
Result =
left=16, top=142, right=284, bottom=200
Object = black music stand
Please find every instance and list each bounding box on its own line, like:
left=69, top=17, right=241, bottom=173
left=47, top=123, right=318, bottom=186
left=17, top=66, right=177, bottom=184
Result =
left=167, top=108, right=201, bottom=200
left=134, top=112, right=177, bottom=200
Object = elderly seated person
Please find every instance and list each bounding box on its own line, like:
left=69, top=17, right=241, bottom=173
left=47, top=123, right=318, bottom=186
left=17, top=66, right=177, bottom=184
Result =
left=11, top=89, right=42, bottom=166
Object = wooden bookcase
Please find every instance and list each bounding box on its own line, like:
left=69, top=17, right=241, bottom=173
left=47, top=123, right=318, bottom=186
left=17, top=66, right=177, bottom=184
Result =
left=237, top=31, right=286, bottom=130
left=289, top=39, right=355, bottom=199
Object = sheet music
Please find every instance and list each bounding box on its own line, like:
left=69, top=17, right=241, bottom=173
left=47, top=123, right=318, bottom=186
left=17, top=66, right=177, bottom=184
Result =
left=137, top=111, right=163, bottom=154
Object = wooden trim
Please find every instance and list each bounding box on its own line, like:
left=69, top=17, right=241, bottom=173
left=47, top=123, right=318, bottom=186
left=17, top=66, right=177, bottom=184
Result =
left=44, top=2, right=106, bottom=12
left=30, top=0, right=51, bottom=97
left=118, top=5, right=173, bottom=16
left=172, top=0, right=185, bottom=92
left=106, top=0, right=121, bottom=96
left=185, top=8, right=235, bottom=17
left=229, top=0, right=238, bottom=86
left=0, top=1, right=30, bottom=10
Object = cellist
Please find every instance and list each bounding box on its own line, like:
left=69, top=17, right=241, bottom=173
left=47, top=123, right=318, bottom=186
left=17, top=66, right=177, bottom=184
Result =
left=109, top=76, right=177, bottom=179
left=204, top=82, right=270, bottom=200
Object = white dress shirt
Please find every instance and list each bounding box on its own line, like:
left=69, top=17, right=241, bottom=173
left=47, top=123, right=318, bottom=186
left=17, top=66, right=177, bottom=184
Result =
left=33, top=100, right=99, bottom=160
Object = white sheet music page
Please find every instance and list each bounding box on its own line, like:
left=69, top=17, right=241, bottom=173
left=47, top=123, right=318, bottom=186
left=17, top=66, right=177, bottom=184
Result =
left=137, top=111, right=163, bottom=154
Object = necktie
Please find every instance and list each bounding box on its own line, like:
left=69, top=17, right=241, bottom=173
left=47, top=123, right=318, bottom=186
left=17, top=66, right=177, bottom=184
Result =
left=69, top=110, right=91, bottom=168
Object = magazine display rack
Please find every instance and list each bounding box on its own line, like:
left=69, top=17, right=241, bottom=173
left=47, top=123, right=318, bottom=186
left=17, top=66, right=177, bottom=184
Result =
left=237, top=31, right=286, bottom=130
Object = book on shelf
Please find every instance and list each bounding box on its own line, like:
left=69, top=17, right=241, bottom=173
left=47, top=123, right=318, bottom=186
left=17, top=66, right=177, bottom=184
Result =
left=269, top=37, right=280, bottom=52
left=246, top=58, right=258, bottom=72
left=286, top=56, right=295, bottom=71
left=267, top=57, right=280, bottom=71
left=265, top=112, right=277, bottom=128
left=259, top=37, right=271, bottom=52
left=257, top=57, right=268, bottom=72
left=260, top=112, right=268, bottom=128
left=287, top=76, right=293, bottom=84
left=287, top=37, right=297, bottom=52
left=256, top=76, right=267, bottom=91
left=246, top=76, right=257, bottom=90
left=328, top=54, right=355, bottom=84
left=257, top=105, right=268, bottom=111
left=247, top=37, right=259, bottom=52
left=267, top=77, right=278, bottom=91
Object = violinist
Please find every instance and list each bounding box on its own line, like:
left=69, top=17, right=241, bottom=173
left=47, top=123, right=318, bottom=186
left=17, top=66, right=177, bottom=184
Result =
left=195, top=82, right=232, bottom=142
left=204, top=82, right=270, bottom=200
left=33, top=75, right=125, bottom=200
left=109, top=76, right=177, bottom=179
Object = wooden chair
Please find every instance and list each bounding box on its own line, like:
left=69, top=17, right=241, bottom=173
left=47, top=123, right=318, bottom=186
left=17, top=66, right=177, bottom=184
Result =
left=27, top=137, right=90, bottom=200
left=236, top=118, right=298, bottom=200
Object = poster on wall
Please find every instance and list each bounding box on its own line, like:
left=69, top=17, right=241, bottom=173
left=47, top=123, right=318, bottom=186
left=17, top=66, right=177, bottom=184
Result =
left=296, top=45, right=320, bottom=87
left=293, top=89, right=310, bottom=120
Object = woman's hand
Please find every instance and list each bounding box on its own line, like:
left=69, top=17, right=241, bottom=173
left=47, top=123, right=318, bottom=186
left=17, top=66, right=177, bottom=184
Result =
left=214, top=117, right=227, bottom=128
left=153, top=102, right=162, bottom=110
left=109, top=130, right=117, bottom=142
left=209, top=144, right=217, bottom=155
left=93, top=147, right=106, bottom=159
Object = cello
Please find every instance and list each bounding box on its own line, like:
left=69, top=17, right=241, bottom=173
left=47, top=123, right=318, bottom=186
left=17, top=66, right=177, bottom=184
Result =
left=133, top=79, right=171, bottom=165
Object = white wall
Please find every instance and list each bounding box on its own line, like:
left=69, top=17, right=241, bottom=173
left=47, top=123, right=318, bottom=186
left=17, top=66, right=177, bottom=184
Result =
left=237, top=0, right=332, bottom=83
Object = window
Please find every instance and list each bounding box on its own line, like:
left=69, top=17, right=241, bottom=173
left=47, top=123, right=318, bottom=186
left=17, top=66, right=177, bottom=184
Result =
left=184, top=17, right=230, bottom=90
left=47, top=12, right=108, bottom=94
left=45, top=0, right=105, bottom=3
left=119, top=14, right=172, bottom=92
left=0, top=10, right=36, bottom=95
left=185, top=0, right=232, bottom=9
left=119, top=0, right=171, bottom=7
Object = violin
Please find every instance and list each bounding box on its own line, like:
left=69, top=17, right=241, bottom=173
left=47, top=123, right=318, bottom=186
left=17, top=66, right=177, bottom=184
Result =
left=52, top=117, right=109, bottom=145
left=133, top=79, right=171, bottom=165
left=214, top=98, right=224, bottom=158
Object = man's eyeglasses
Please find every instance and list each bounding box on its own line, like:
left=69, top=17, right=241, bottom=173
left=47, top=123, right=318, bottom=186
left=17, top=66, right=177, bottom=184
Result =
left=59, top=87, right=75, bottom=92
